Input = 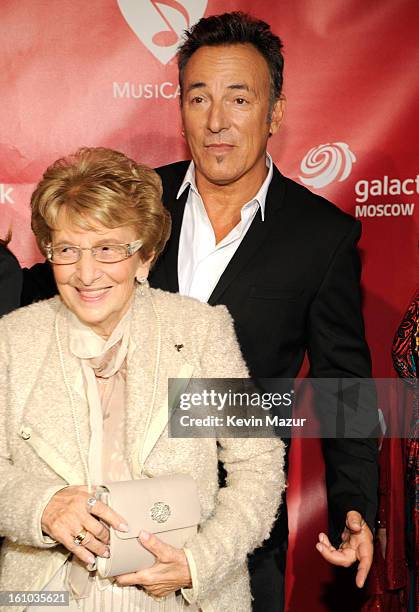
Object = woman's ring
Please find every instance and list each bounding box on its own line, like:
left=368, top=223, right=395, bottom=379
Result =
left=73, top=529, right=88, bottom=546
left=86, top=497, right=97, bottom=512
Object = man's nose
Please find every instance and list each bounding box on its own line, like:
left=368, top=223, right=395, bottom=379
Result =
left=76, top=250, right=102, bottom=286
left=207, top=100, right=230, bottom=133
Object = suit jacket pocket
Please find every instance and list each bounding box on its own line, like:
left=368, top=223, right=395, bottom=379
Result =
left=249, top=285, right=303, bottom=300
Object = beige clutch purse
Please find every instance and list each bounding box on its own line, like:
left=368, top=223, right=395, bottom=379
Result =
left=95, top=474, right=200, bottom=578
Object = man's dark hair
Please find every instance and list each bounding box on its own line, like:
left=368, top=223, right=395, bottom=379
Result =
left=177, top=12, right=284, bottom=108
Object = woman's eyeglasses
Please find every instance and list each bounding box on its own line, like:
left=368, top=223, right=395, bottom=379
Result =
left=46, top=239, right=143, bottom=264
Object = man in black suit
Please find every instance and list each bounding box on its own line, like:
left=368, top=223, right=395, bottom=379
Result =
left=149, top=12, right=378, bottom=612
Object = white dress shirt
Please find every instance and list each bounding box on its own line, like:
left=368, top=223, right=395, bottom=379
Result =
left=177, top=155, right=274, bottom=302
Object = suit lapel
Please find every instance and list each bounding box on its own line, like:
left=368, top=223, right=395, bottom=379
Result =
left=161, top=187, right=189, bottom=294
left=208, top=166, right=287, bottom=305
left=158, top=162, right=288, bottom=305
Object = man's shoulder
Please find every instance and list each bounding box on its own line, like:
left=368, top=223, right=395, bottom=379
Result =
left=0, top=243, right=20, bottom=270
left=156, top=160, right=190, bottom=188
left=272, top=166, right=358, bottom=233
left=148, top=288, right=232, bottom=340
left=150, top=287, right=226, bottom=319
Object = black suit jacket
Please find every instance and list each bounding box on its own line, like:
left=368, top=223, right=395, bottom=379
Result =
left=150, top=161, right=378, bottom=546
left=0, top=244, right=22, bottom=316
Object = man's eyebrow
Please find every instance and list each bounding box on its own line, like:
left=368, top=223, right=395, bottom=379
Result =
left=185, top=81, right=206, bottom=93
left=185, top=82, right=252, bottom=93
left=227, top=83, right=250, bottom=91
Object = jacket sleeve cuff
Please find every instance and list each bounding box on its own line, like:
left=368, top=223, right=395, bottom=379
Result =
left=181, top=547, right=199, bottom=604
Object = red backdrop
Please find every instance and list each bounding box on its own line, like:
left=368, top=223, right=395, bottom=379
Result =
left=1, top=1, right=418, bottom=610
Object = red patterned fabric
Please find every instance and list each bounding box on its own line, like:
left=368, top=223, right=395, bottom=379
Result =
left=392, top=291, right=419, bottom=612
left=362, top=291, right=418, bottom=612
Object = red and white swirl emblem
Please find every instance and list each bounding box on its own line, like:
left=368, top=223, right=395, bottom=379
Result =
left=299, top=142, right=356, bottom=188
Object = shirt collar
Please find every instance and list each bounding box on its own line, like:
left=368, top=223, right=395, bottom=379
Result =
left=176, top=154, right=273, bottom=222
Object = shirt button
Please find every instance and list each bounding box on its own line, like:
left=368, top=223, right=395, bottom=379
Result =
left=20, top=427, right=32, bottom=440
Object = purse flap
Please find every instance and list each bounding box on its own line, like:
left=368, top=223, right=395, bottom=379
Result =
left=102, top=474, right=200, bottom=540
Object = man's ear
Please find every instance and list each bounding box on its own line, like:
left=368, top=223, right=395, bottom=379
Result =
left=269, top=96, right=286, bottom=135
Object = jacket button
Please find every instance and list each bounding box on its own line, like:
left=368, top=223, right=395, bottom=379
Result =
left=20, top=427, right=31, bottom=440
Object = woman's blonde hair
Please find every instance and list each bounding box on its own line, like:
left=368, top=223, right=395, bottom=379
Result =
left=31, top=147, right=171, bottom=264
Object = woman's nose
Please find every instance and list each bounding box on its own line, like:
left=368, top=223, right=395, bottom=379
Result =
left=75, top=250, right=102, bottom=285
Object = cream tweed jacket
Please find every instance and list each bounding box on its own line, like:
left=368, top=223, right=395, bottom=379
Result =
left=0, top=287, right=285, bottom=612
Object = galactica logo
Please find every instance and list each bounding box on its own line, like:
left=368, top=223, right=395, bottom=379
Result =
left=299, top=142, right=356, bottom=189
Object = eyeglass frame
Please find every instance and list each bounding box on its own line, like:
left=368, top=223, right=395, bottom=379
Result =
left=45, top=239, right=143, bottom=264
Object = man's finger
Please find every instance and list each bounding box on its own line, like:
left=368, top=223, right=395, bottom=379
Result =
left=318, top=532, right=333, bottom=547
left=316, top=542, right=355, bottom=567
left=355, top=540, right=373, bottom=588
left=345, top=510, right=363, bottom=532
left=355, top=562, right=369, bottom=588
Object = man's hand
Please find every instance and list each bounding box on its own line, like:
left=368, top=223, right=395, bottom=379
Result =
left=116, top=531, right=192, bottom=598
left=315, top=510, right=373, bottom=588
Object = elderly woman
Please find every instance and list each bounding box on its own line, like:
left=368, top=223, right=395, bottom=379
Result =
left=0, top=148, right=285, bottom=612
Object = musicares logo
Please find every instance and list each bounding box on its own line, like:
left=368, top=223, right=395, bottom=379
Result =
left=117, top=0, right=208, bottom=65
left=299, top=142, right=356, bottom=189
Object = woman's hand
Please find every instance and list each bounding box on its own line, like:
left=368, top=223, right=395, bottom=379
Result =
left=41, top=486, right=128, bottom=566
left=116, top=531, right=192, bottom=598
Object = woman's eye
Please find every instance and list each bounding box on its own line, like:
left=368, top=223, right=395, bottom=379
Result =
left=191, top=96, right=204, bottom=104
left=235, top=98, right=247, bottom=105
left=98, top=245, right=118, bottom=254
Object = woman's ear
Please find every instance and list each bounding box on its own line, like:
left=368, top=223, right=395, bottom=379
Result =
left=135, top=251, right=154, bottom=282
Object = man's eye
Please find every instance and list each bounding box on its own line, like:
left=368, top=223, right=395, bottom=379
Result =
left=191, top=96, right=204, bottom=104
left=235, top=98, right=248, bottom=105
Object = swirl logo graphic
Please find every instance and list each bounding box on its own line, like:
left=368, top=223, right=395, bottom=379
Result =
left=299, top=143, right=356, bottom=189
left=117, top=0, right=208, bottom=65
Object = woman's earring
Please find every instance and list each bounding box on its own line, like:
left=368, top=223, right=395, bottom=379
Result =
left=136, top=276, right=149, bottom=296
